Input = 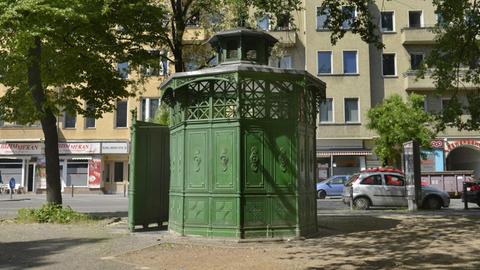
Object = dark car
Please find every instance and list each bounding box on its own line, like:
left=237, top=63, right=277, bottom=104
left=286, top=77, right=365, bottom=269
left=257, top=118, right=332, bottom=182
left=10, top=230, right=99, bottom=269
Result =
left=463, top=180, right=480, bottom=207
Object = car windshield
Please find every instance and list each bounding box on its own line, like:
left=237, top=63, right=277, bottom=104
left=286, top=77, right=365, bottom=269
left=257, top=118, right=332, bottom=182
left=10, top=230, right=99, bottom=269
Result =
left=345, top=174, right=359, bottom=187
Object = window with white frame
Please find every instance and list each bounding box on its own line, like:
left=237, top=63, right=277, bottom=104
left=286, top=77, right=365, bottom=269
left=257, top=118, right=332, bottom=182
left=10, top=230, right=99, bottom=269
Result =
left=318, top=51, right=332, bottom=74
left=410, top=53, right=424, bottom=70
left=382, top=53, right=396, bottom=76
left=115, top=100, right=128, bottom=128
left=320, top=98, right=333, bottom=123
left=141, top=98, right=160, bottom=122
left=441, top=98, right=451, bottom=111
left=257, top=15, right=269, bottom=31
left=343, top=51, right=358, bottom=74
left=316, top=7, right=329, bottom=30
left=341, top=6, right=356, bottom=29
left=409, top=11, right=423, bottom=28
left=345, top=98, right=359, bottom=123
left=85, top=102, right=95, bottom=128
left=117, top=62, right=128, bottom=79
left=380, top=11, right=394, bottom=32
left=64, top=111, right=76, bottom=128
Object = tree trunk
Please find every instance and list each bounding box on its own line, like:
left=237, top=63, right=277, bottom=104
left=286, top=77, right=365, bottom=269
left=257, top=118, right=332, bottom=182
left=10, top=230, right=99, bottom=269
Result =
left=28, top=36, right=62, bottom=205
left=172, top=0, right=186, bottom=72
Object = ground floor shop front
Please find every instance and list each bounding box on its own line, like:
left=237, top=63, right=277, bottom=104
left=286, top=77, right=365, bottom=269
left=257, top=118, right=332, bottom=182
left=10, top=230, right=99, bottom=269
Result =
left=0, top=141, right=130, bottom=194
left=316, top=137, right=480, bottom=180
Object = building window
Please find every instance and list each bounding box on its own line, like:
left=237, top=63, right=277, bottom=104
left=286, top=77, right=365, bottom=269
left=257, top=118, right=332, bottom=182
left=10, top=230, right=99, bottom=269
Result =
left=341, top=6, right=356, bottom=29
left=316, top=7, right=329, bottom=30
left=140, top=50, right=168, bottom=77
left=343, top=51, right=358, bottom=74
left=318, top=51, right=332, bottom=74
left=345, top=98, right=359, bottom=123
left=280, top=55, right=292, bottom=69
left=64, top=111, right=76, bottom=128
left=257, top=16, right=269, bottom=31
left=410, top=53, right=424, bottom=70
left=141, top=98, right=160, bottom=122
left=117, top=62, right=129, bottom=79
left=85, top=103, right=95, bottom=128
left=115, top=100, right=127, bottom=128
left=114, top=162, right=124, bottom=182
left=441, top=98, right=451, bottom=111
left=66, top=161, right=88, bottom=187
left=320, top=98, right=333, bottom=123
left=380, top=11, right=394, bottom=32
left=382, top=53, right=396, bottom=76
left=409, top=11, right=423, bottom=28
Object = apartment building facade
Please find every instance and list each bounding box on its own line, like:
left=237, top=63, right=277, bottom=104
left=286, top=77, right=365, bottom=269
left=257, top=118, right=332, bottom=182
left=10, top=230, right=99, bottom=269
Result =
left=297, top=0, right=480, bottom=178
left=2, top=1, right=480, bottom=193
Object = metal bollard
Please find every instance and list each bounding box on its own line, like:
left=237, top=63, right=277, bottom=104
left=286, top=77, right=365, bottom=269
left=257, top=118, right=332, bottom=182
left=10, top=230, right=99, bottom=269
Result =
left=71, top=184, right=74, bottom=197
left=123, top=184, right=126, bottom=197
left=463, top=182, right=468, bottom=210
left=349, top=187, right=354, bottom=210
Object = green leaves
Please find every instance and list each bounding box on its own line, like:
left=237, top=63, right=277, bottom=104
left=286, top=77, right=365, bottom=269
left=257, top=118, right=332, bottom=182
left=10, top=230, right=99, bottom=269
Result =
left=367, top=94, right=437, bottom=166
left=0, top=0, right=168, bottom=123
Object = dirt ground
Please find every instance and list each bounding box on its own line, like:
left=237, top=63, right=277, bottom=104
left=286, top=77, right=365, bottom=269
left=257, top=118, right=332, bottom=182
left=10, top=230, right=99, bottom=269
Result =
left=2, top=213, right=480, bottom=269
left=116, top=214, right=480, bottom=270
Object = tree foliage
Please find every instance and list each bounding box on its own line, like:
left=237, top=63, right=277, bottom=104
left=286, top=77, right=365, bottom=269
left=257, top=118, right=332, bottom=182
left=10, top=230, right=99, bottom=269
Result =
left=0, top=0, right=168, bottom=204
left=319, top=0, right=480, bottom=131
left=160, top=0, right=303, bottom=72
left=367, top=94, right=437, bottom=167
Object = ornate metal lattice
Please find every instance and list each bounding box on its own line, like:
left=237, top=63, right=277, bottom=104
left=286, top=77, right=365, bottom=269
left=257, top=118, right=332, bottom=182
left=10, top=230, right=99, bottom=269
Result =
left=241, top=79, right=267, bottom=119
left=212, top=81, right=237, bottom=119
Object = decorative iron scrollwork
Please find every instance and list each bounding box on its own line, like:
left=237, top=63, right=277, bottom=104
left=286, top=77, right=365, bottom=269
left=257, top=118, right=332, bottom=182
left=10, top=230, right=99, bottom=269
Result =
left=279, top=147, right=287, bottom=172
left=249, top=146, right=259, bottom=172
left=220, top=148, right=229, bottom=172
left=193, top=150, right=201, bottom=172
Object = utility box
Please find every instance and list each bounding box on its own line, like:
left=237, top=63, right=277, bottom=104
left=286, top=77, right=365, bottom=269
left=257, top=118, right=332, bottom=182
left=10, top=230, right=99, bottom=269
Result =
left=161, top=28, right=326, bottom=238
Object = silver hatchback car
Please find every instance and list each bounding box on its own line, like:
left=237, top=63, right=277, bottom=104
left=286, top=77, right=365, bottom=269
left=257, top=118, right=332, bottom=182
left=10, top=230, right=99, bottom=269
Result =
left=343, top=169, right=450, bottom=210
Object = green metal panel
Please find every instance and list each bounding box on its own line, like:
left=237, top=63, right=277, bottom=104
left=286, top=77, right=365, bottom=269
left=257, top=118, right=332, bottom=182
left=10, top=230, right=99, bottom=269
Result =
left=128, top=118, right=170, bottom=231
left=160, top=29, right=325, bottom=239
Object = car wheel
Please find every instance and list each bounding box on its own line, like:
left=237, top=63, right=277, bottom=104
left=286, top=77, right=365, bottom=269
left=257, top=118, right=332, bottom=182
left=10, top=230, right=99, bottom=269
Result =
left=424, top=197, right=442, bottom=210
left=317, top=190, right=326, bottom=199
left=353, top=197, right=370, bottom=210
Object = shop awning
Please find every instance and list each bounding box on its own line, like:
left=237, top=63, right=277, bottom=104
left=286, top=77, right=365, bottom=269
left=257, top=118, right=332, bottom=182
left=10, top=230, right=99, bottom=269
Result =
left=317, top=150, right=372, bottom=157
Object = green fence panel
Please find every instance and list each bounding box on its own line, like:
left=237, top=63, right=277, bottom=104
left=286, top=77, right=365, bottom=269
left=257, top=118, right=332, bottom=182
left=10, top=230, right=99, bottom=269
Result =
left=128, top=118, right=170, bottom=231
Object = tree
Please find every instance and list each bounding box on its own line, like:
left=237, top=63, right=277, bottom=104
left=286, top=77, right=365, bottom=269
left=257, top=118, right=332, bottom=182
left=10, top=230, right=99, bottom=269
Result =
left=0, top=0, right=168, bottom=204
left=160, top=0, right=303, bottom=72
left=318, top=0, right=480, bottom=131
left=367, top=94, right=437, bottom=167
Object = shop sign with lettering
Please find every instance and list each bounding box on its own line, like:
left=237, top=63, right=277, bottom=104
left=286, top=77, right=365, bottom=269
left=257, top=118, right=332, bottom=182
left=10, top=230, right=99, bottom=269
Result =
left=0, top=143, right=42, bottom=155
left=58, top=143, right=101, bottom=154
left=101, top=142, right=129, bottom=154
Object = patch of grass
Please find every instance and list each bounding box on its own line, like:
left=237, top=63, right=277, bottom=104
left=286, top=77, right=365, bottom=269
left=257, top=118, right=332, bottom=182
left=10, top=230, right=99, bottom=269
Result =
left=16, top=204, right=92, bottom=224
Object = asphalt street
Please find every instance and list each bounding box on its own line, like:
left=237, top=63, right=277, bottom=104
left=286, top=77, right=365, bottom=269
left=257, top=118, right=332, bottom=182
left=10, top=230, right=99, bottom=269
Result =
left=0, top=193, right=128, bottom=219
left=0, top=193, right=477, bottom=219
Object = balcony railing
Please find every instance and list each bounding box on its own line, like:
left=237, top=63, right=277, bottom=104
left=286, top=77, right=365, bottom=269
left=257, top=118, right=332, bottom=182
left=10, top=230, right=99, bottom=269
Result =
left=268, top=29, right=297, bottom=46
left=404, top=69, right=478, bottom=91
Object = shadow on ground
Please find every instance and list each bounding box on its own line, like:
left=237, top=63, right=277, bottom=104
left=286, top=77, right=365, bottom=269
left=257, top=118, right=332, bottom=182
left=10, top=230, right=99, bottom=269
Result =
left=87, top=211, right=128, bottom=219
left=0, top=237, right=106, bottom=270
left=283, top=215, right=480, bottom=269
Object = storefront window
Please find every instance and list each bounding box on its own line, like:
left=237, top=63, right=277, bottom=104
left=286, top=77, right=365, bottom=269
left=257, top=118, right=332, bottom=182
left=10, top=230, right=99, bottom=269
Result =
left=66, top=161, right=88, bottom=187
left=114, top=162, right=124, bottom=182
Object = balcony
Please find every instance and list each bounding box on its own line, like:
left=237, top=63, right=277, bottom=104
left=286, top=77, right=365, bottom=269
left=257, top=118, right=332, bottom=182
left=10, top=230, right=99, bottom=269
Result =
left=401, top=27, right=436, bottom=45
left=268, top=30, right=297, bottom=47
left=404, top=70, right=477, bottom=91
left=404, top=71, right=436, bottom=91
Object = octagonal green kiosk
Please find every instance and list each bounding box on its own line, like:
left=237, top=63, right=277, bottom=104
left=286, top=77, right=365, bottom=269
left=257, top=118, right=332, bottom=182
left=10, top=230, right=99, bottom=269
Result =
left=161, top=28, right=326, bottom=238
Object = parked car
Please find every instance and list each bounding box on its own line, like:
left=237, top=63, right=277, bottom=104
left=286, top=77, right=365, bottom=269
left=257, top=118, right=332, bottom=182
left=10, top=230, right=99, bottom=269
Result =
left=343, top=168, right=450, bottom=210
left=316, top=175, right=350, bottom=199
left=462, top=180, right=480, bottom=207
